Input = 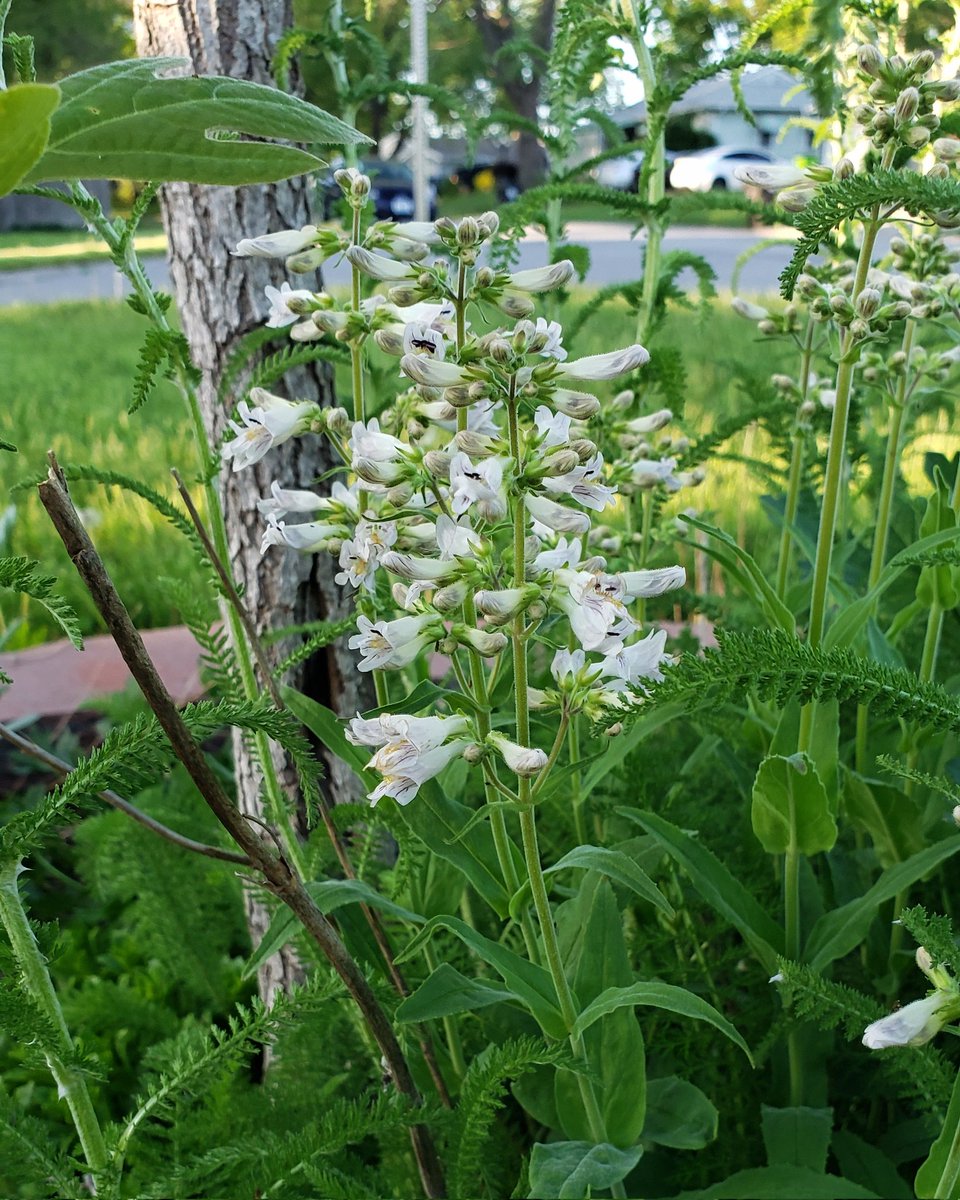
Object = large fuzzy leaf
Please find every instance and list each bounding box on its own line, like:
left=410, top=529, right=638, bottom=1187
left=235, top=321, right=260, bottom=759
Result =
left=24, top=58, right=369, bottom=186
left=0, top=83, right=59, bottom=196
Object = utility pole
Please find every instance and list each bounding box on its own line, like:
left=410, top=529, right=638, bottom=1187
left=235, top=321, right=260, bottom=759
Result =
left=410, top=0, right=429, bottom=220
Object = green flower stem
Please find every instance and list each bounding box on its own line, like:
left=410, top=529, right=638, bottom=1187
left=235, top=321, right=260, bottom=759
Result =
left=855, top=319, right=917, bottom=771
left=508, top=401, right=614, bottom=1171
left=0, top=861, right=108, bottom=1177
left=930, top=1089, right=960, bottom=1200
left=529, top=710, right=570, bottom=799
left=104, top=217, right=309, bottom=880
left=350, top=205, right=366, bottom=425
left=775, top=318, right=817, bottom=601
left=568, top=715, right=587, bottom=845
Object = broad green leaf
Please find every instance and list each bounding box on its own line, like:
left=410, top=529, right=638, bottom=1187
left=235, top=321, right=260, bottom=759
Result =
left=751, top=754, right=837, bottom=856
left=619, top=809, right=784, bottom=972
left=643, top=1075, right=718, bottom=1150
left=831, top=1131, right=912, bottom=1200
left=679, top=514, right=796, bottom=634
left=762, top=1105, right=833, bottom=1172
left=284, top=686, right=513, bottom=916
left=0, top=83, right=59, bottom=196
left=396, top=963, right=517, bottom=1023
left=843, top=772, right=923, bottom=869
left=528, top=1141, right=642, bottom=1200
left=25, top=58, right=369, bottom=186
left=398, top=915, right=566, bottom=1038
left=572, top=981, right=753, bottom=1064
left=556, top=879, right=646, bottom=1147
left=913, top=1064, right=960, bottom=1199
left=670, top=1165, right=879, bottom=1199
left=804, top=836, right=960, bottom=972
left=509, top=844, right=673, bottom=921
left=826, top=526, right=960, bottom=651
left=242, top=878, right=422, bottom=980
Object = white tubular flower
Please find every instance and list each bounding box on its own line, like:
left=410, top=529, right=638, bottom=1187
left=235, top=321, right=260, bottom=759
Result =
left=449, top=453, right=508, bottom=522
left=601, top=628, right=670, bottom=690
left=862, top=994, right=954, bottom=1049
left=631, top=456, right=682, bottom=492
left=436, top=513, right=482, bottom=560
left=506, top=260, right=575, bottom=293
left=401, top=355, right=471, bottom=388
left=349, top=417, right=406, bottom=463
left=345, top=245, right=415, bottom=280
left=402, top=323, right=446, bottom=360
left=487, top=731, right=549, bottom=777
left=392, top=221, right=444, bottom=244
left=221, top=393, right=319, bottom=471
left=367, top=739, right=469, bottom=806
left=626, top=409, right=673, bottom=435
left=379, top=551, right=464, bottom=583
left=731, top=297, right=770, bottom=321
left=257, top=481, right=323, bottom=520
left=555, top=569, right=636, bottom=651
left=733, top=164, right=807, bottom=191
left=557, top=344, right=650, bottom=383
left=289, top=319, right=325, bottom=342
left=518, top=316, right=567, bottom=360
left=354, top=457, right=409, bottom=486
left=347, top=710, right=465, bottom=748
left=612, top=565, right=686, bottom=600
left=526, top=494, right=591, bottom=534
left=321, top=480, right=362, bottom=517
left=543, top=452, right=617, bottom=512
left=260, top=518, right=343, bottom=555
left=551, top=389, right=601, bottom=419
left=534, top=405, right=571, bottom=449
left=235, top=225, right=318, bottom=258
left=264, top=282, right=316, bottom=328
left=474, top=586, right=538, bottom=619
left=348, top=613, right=443, bottom=672
left=533, top=536, right=583, bottom=572
left=384, top=299, right=457, bottom=333
left=355, top=517, right=398, bottom=556
left=466, top=399, right=503, bottom=438
left=335, top=537, right=378, bottom=591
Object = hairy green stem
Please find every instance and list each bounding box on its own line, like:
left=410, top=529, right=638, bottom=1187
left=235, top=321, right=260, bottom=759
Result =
left=0, top=861, right=108, bottom=1177
left=775, top=318, right=816, bottom=601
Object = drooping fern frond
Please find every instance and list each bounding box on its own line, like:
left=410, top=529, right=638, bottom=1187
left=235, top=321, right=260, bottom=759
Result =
left=776, top=959, right=954, bottom=1114
left=0, top=556, right=82, bottom=649
left=244, top=343, right=350, bottom=395
left=112, top=972, right=345, bottom=1167
left=656, top=249, right=717, bottom=317
left=0, top=698, right=321, bottom=864
left=651, top=629, right=960, bottom=733
left=898, top=906, right=960, bottom=977
left=0, top=1097, right=80, bottom=1199
left=876, top=755, right=960, bottom=804
left=450, top=1037, right=571, bottom=1199
left=781, top=170, right=960, bottom=298
left=272, top=617, right=355, bottom=678
left=129, top=326, right=174, bottom=414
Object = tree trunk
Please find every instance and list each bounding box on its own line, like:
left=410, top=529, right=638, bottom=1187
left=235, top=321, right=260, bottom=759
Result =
left=132, top=0, right=368, bottom=1006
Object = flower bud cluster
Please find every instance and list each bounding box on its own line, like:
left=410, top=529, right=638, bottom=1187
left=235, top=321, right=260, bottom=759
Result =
left=853, top=44, right=958, bottom=153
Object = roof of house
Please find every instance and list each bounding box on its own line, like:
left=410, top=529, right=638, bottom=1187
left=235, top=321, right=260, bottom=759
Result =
left=612, top=65, right=813, bottom=127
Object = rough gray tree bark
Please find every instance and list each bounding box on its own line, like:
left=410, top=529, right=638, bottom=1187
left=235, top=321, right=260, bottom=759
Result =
left=133, top=0, right=368, bottom=1005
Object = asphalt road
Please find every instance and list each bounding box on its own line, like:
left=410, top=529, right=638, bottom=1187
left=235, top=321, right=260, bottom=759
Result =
left=0, top=222, right=809, bottom=308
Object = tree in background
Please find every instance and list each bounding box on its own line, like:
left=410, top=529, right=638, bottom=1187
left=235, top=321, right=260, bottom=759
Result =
left=1, top=0, right=131, bottom=79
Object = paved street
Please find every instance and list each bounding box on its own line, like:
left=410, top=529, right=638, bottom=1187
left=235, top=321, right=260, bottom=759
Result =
left=0, top=222, right=810, bottom=307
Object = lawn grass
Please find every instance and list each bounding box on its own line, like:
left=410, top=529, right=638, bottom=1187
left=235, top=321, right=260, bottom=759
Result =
left=0, top=301, right=204, bottom=644
left=0, top=222, right=167, bottom=272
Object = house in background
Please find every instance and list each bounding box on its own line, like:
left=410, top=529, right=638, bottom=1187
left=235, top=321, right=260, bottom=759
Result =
left=603, top=66, right=818, bottom=160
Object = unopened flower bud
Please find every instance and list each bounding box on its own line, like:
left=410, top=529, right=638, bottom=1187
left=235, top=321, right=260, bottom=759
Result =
left=895, top=87, right=920, bottom=126
left=552, top=390, right=601, bottom=419
left=487, top=336, right=513, bottom=364
left=856, top=287, right=882, bottom=318
left=604, top=722, right=623, bottom=737
left=850, top=318, right=870, bottom=340
left=929, top=79, right=960, bottom=102
left=928, top=163, right=951, bottom=181
left=778, top=186, right=815, bottom=213
left=474, top=585, right=539, bottom=620
left=325, top=407, right=352, bottom=435
left=433, top=580, right=470, bottom=611
left=857, top=44, right=885, bottom=78
left=391, top=582, right=413, bottom=608
left=570, top=438, right=597, bottom=462
left=933, top=137, right=960, bottom=163
left=386, top=482, right=415, bottom=505
left=458, top=625, right=509, bottom=656
left=758, top=319, right=778, bottom=336
left=374, top=328, right=405, bottom=355
left=903, top=126, right=931, bottom=149
left=478, top=210, right=500, bottom=237
left=487, top=731, right=548, bottom=777
left=457, top=217, right=481, bottom=247
left=423, top=450, right=452, bottom=478
left=433, top=217, right=456, bottom=240
left=731, top=297, right=770, bottom=320
left=909, top=50, right=935, bottom=75
left=474, top=266, right=496, bottom=289
left=834, top=157, right=855, bottom=180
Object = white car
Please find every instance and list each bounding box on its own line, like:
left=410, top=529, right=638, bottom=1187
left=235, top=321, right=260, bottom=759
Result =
left=668, top=145, right=789, bottom=193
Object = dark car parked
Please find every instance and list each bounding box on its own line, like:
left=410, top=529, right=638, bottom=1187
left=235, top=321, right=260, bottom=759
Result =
left=448, top=161, right=521, bottom=203
left=319, top=158, right=438, bottom=221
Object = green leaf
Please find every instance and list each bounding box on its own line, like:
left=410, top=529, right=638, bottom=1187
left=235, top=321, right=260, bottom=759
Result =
left=831, top=1131, right=912, bottom=1200
left=843, top=772, right=923, bottom=870
left=642, top=1075, right=718, bottom=1150
left=762, top=1105, right=833, bottom=1172
left=619, top=809, right=784, bottom=972
left=242, top=878, right=423, bottom=980
left=0, top=556, right=82, bottom=649
left=509, top=845, right=673, bottom=921
left=396, top=963, right=518, bottom=1023
left=398, top=916, right=566, bottom=1038
left=0, top=83, right=59, bottom=196
left=751, top=754, right=837, bottom=856
left=528, top=1141, right=642, bottom=1200
left=803, top=836, right=960, bottom=972
left=572, top=981, right=753, bottom=1064
left=282, top=685, right=372, bottom=777
left=578, top=701, right=685, bottom=801
left=555, top=879, right=646, bottom=1147
left=25, top=58, right=369, bottom=186
left=912, top=1064, right=960, bottom=1199
left=679, top=514, right=796, bottom=634
left=671, top=1164, right=879, bottom=1199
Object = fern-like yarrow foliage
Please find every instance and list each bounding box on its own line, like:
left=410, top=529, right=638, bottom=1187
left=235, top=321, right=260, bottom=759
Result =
left=0, top=556, right=83, bottom=663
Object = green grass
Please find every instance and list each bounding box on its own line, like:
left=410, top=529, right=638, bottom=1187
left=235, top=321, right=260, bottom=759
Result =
left=0, top=222, right=167, bottom=272
left=0, top=301, right=204, bottom=644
